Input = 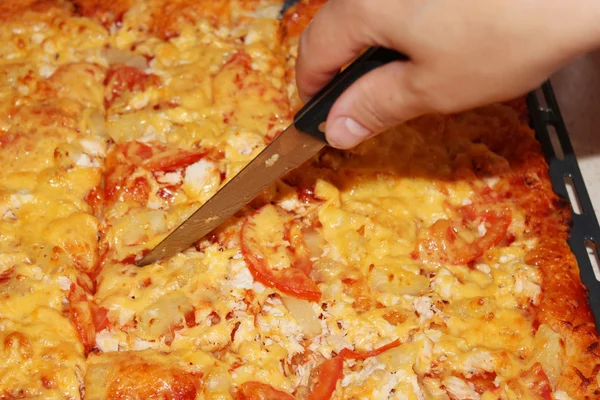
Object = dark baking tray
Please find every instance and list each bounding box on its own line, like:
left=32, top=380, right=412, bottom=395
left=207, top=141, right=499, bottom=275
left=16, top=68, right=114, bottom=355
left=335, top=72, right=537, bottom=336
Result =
left=528, top=82, right=600, bottom=326
left=277, top=1, right=600, bottom=326
left=279, top=0, right=298, bottom=18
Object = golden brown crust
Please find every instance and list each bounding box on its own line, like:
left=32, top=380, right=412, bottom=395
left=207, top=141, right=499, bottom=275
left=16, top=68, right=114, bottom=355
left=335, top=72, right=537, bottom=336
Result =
left=460, top=98, right=600, bottom=398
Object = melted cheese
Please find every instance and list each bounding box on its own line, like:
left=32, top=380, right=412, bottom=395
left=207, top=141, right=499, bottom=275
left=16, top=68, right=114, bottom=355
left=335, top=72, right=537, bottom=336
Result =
left=0, top=309, right=86, bottom=399
left=0, top=1, right=592, bottom=399
left=0, top=6, right=108, bottom=397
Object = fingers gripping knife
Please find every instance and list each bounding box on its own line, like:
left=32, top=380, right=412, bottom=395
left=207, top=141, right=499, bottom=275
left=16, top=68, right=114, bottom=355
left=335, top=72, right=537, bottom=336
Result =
left=138, top=47, right=407, bottom=266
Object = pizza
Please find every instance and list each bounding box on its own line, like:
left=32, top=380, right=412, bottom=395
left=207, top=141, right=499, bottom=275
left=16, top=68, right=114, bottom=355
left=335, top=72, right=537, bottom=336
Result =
left=0, top=1, right=598, bottom=399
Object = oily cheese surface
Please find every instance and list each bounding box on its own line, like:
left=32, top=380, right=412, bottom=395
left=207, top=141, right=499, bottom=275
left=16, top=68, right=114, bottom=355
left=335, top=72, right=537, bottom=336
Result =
left=0, top=0, right=598, bottom=399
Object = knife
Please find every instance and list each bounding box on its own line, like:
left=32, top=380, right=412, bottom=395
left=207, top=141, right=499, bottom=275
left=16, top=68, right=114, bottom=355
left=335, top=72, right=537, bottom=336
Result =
left=137, top=46, right=407, bottom=266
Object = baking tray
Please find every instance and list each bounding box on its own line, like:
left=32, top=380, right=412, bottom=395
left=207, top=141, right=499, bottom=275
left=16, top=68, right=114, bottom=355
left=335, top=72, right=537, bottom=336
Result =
left=528, top=82, right=600, bottom=326
left=279, top=0, right=298, bottom=18
left=278, top=1, right=600, bottom=326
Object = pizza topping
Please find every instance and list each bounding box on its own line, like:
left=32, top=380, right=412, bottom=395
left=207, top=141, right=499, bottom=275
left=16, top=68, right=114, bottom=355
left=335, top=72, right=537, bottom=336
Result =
left=103, top=48, right=149, bottom=70
left=281, top=296, right=322, bottom=338
left=286, top=221, right=317, bottom=274
left=303, top=340, right=403, bottom=400
left=308, top=355, right=343, bottom=400
left=183, top=159, right=221, bottom=201
left=104, top=65, right=161, bottom=108
left=338, top=339, right=402, bottom=360
left=106, top=362, right=199, bottom=399
left=442, top=376, right=481, bottom=400
left=103, top=141, right=212, bottom=205
left=464, top=371, right=498, bottom=395
left=144, top=149, right=208, bottom=172
left=241, top=204, right=321, bottom=302
left=415, top=208, right=511, bottom=265
left=518, top=363, right=553, bottom=400
left=238, top=381, right=295, bottom=400
left=67, top=283, right=96, bottom=354
left=109, top=141, right=209, bottom=173
left=93, top=306, right=110, bottom=333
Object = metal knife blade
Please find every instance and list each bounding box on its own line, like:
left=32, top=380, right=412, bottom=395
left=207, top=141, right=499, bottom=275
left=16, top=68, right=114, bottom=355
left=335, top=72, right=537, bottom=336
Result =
left=137, top=127, right=325, bottom=266
left=137, top=46, right=408, bottom=266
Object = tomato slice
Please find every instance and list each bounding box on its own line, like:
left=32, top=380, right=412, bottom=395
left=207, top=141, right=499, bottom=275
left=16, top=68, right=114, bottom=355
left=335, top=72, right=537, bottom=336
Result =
left=241, top=205, right=321, bottom=302
left=339, top=339, right=401, bottom=360
left=143, top=149, right=207, bottom=172
left=305, top=338, right=400, bottom=400
left=104, top=65, right=161, bottom=107
left=239, top=382, right=296, bottom=400
left=464, top=371, right=498, bottom=395
left=67, top=283, right=95, bottom=354
left=520, top=363, right=552, bottom=400
left=111, top=141, right=209, bottom=172
left=104, top=142, right=211, bottom=206
left=92, top=306, right=110, bottom=332
left=85, top=187, right=103, bottom=216
left=308, top=355, right=343, bottom=400
left=123, top=141, right=154, bottom=162
left=415, top=208, right=511, bottom=265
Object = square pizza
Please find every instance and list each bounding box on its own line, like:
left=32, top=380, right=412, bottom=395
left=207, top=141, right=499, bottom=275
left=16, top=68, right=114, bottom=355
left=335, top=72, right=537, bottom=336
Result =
left=0, top=1, right=598, bottom=399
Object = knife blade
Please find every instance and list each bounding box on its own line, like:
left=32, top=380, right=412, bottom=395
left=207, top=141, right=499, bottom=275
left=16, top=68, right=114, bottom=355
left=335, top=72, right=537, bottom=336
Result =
left=137, top=46, right=407, bottom=266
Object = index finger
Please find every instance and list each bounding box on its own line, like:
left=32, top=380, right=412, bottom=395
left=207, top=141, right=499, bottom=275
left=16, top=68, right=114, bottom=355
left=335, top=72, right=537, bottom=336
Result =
left=295, top=0, right=410, bottom=103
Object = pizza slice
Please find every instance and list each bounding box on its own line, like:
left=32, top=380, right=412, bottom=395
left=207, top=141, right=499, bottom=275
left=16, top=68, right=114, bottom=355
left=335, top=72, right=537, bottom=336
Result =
left=0, top=308, right=86, bottom=399
left=0, top=4, right=110, bottom=397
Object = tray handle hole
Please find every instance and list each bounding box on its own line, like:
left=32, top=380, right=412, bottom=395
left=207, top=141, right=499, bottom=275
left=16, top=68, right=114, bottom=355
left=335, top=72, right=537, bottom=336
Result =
left=548, top=125, right=565, bottom=160
left=564, top=176, right=583, bottom=215
left=585, top=240, right=600, bottom=282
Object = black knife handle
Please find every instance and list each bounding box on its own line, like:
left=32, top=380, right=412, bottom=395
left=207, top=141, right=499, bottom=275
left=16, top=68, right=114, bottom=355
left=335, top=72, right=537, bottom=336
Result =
left=293, top=46, right=408, bottom=143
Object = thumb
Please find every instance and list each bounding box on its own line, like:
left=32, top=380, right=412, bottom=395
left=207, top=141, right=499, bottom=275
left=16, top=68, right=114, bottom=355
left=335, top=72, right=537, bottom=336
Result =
left=325, top=61, right=428, bottom=149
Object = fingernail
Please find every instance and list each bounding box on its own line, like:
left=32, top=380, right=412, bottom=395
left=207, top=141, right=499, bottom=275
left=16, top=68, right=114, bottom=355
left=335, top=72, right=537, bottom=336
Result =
left=328, top=117, right=372, bottom=149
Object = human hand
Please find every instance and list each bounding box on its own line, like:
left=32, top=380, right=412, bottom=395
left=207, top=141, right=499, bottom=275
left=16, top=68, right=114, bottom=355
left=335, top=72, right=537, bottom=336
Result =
left=296, top=0, right=600, bottom=149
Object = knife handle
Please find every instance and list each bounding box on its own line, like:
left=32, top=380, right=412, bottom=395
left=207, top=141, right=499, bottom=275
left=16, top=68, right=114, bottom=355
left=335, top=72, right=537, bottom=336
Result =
left=293, top=46, right=408, bottom=143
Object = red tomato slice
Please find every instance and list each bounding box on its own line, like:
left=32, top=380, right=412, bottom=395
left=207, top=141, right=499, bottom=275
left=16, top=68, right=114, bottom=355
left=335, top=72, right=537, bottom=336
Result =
left=67, top=283, right=95, bottom=354
left=308, top=355, right=343, bottom=400
left=92, top=306, right=110, bottom=332
left=85, top=187, right=103, bottom=216
left=305, top=339, right=400, bottom=400
left=112, top=141, right=208, bottom=172
left=104, top=65, right=161, bottom=107
left=339, top=339, right=401, bottom=360
left=241, top=205, right=321, bottom=302
left=124, top=176, right=151, bottom=204
left=104, top=163, right=135, bottom=204
left=143, top=149, right=207, bottom=172
left=520, top=363, right=552, bottom=400
left=239, top=382, right=296, bottom=400
left=415, top=209, right=511, bottom=265
left=123, top=141, right=154, bottom=162
left=104, top=142, right=210, bottom=206
left=464, top=371, right=498, bottom=395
